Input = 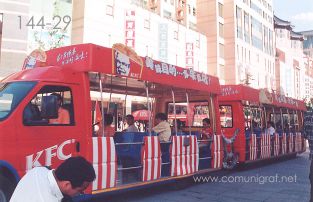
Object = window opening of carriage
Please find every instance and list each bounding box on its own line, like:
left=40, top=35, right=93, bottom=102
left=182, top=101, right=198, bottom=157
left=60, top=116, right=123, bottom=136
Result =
left=219, top=105, right=233, bottom=128
left=167, top=101, right=210, bottom=127
left=270, top=111, right=282, bottom=130
left=88, top=73, right=153, bottom=134
left=23, top=85, right=74, bottom=126
left=243, top=106, right=252, bottom=131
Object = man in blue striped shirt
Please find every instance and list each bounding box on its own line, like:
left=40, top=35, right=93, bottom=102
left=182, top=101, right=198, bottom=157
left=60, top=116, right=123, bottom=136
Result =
left=304, top=110, right=313, bottom=202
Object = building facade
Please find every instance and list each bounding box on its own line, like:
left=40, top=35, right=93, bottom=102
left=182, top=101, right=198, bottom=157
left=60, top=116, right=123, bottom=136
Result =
left=0, top=0, right=30, bottom=77
left=302, top=30, right=313, bottom=58
left=72, top=0, right=208, bottom=73
left=0, top=0, right=72, bottom=78
left=304, top=56, right=313, bottom=101
left=197, top=0, right=275, bottom=88
left=274, top=16, right=305, bottom=99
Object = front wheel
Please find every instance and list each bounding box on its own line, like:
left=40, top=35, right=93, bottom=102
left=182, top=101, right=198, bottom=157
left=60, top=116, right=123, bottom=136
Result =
left=0, top=175, right=15, bottom=202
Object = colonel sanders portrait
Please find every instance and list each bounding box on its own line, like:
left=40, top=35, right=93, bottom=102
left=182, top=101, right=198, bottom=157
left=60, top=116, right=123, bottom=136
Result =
left=115, top=50, right=130, bottom=76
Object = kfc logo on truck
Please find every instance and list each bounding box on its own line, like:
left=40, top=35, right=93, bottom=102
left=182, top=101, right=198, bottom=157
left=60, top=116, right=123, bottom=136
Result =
left=26, top=139, right=75, bottom=171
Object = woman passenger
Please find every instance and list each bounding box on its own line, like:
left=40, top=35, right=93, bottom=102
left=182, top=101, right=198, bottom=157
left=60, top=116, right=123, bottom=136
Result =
left=200, top=118, right=213, bottom=140
left=98, top=113, right=115, bottom=137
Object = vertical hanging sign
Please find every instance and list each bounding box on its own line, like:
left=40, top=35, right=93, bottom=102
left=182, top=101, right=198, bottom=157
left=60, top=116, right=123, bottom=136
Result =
left=159, top=23, right=168, bottom=62
left=186, top=43, right=194, bottom=69
left=125, top=10, right=136, bottom=49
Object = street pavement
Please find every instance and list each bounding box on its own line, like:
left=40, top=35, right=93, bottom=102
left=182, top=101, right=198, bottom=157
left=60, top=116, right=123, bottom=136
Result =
left=87, top=151, right=311, bottom=202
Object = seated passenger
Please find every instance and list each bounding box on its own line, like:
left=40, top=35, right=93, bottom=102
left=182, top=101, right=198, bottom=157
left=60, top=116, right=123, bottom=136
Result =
left=171, top=119, right=183, bottom=134
left=49, top=93, right=70, bottom=124
left=266, top=121, right=275, bottom=136
left=98, top=113, right=115, bottom=137
left=284, top=123, right=290, bottom=134
left=252, top=121, right=261, bottom=130
left=123, top=114, right=139, bottom=132
left=152, top=113, right=171, bottom=142
left=200, top=118, right=213, bottom=140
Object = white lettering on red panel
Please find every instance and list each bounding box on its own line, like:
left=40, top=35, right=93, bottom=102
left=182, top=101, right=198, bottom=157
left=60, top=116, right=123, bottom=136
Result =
left=26, top=139, right=75, bottom=171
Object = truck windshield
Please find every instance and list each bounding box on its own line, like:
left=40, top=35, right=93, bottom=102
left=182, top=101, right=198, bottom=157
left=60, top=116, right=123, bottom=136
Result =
left=0, top=81, right=36, bottom=120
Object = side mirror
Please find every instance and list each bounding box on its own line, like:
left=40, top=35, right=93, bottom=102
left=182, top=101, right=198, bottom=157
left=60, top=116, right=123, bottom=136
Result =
left=41, top=95, right=58, bottom=119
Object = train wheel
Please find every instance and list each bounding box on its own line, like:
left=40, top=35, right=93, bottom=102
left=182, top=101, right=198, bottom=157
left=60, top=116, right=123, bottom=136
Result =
left=0, top=175, right=15, bottom=202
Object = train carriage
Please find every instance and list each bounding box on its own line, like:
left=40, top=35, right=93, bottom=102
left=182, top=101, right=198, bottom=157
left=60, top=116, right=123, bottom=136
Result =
left=218, top=85, right=306, bottom=166
left=0, top=43, right=223, bottom=201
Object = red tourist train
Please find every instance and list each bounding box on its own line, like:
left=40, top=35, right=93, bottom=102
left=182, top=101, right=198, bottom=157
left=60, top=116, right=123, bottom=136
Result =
left=0, top=44, right=306, bottom=201
left=219, top=85, right=306, bottom=168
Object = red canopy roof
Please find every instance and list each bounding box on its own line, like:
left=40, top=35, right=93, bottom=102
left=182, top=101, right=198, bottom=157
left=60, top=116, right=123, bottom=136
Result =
left=219, top=85, right=259, bottom=103
left=219, top=85, right=306, bottom=111
left=45, top=43, right=220, bottom=94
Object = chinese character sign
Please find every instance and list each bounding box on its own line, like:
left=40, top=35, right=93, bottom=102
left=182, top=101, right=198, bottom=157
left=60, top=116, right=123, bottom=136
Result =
left=186, top=43, right=194, bottom=69
left=159, top=23, right=168, bottom=62
left=125, top=10, right=136, bottom=48
left=144, top=56, right=210, bottom=86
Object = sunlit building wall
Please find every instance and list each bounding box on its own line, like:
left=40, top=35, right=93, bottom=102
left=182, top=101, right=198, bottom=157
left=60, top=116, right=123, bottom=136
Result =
left=274, top=16, right=305, bottom=99
left=197, top=0, right=275, bottom=88
left=72, top=0, right=208, bottom=73
left=0, top=0, right=30, bottom=77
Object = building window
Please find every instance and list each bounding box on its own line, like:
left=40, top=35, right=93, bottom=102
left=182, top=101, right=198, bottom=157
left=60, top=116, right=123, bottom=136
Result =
left=237, top=45, right=240, bottom=60
left=218, top=3, right=223, bottom=18
left=195, top=39, right=200, bottom=48
left=174, top=31, right=178, bottom=40
left=236, top=6, right=243, bottom=39
left=106, top=5, right=114, bottom=16
left=193, top=7, right=196, bottom=16
left=188, top=5, right=191, bottom=14
left=163, top=10, right=172, bottom=19
left=219, top=23, right=224, bottom=38
left=251, top=16, right=263, bottom=50
left=244, top=12, right=250, bottom=43
left=219, top=43, right=224, bottom=59
left=144, top=19, right=150, bottom=29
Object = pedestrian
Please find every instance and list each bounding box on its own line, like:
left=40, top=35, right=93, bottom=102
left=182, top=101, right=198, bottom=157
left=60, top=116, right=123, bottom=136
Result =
left=304, top=110, right=313, bottom=202
left=10, top=156, right=96, bottom=202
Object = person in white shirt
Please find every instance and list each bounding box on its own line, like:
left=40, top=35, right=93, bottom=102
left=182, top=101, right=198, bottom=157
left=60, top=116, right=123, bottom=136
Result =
left=266, top=121, right=276, bottom=136
left=10, top=156, right=95, bottom=202
left=124, top=114, right=139, bottom=132
left=152, top=113, right=171, bottom=142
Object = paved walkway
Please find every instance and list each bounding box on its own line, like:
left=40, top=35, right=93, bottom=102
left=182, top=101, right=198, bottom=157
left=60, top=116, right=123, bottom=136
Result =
left=88, top=151, right=311, bottom=202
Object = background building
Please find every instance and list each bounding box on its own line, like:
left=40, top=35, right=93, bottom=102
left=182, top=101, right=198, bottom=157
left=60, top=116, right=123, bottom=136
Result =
left=72, top=0, right=208, bottom=73
left=0, top=0, right=30, bottom=77
left=274, top=16, right=305, bottom=99
left=197, top=0, right=275, bottom=89
left=0, top=0, right=72, bottom=78
left=304, top=56, right=313, bottom=101
left=302, top=30, right=313, bottom=58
